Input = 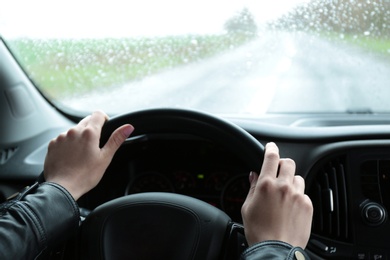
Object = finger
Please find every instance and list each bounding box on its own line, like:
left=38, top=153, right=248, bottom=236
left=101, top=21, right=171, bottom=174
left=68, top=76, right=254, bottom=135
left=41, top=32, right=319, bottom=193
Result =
left=245, top=171, right=259, bottom=200
left=87, top=111, right=109, bottom=131
left=277, top=158, right=296, bottom=182
left=101, top=124, right=134, bottom=159
left=259, top=142, right=280, bottom=178
left=78, top=115, right=92, bottom=127
left=293, top=175, right=306, bottom=193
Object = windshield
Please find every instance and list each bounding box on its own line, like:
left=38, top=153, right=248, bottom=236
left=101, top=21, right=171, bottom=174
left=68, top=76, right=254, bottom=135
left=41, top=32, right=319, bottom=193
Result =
left=1, top=0, right=389, bottom=115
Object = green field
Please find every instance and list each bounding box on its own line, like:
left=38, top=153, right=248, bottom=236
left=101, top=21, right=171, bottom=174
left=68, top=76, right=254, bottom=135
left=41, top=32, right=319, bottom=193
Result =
left=341, top=35, right=390, bottom=56
left=8, top=34, right=254, bottom=99
left=321, top=32, right=390, bottom=58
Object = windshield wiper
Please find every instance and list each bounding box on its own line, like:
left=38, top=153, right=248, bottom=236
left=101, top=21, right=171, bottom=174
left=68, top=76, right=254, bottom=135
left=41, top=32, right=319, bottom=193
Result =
left=346, top=108, right=373, bottom=114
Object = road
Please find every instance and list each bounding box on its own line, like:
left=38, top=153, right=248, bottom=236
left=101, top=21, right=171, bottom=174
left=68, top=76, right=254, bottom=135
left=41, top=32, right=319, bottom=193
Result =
left=65, top=31, right=390, bottom=115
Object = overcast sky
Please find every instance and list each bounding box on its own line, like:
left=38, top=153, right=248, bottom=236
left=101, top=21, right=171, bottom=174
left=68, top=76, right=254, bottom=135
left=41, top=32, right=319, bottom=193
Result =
left=0, top=0, right=309, bottom=38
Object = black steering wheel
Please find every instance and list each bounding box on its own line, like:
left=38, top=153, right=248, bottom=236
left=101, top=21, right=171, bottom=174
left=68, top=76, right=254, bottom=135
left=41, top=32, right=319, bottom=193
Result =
left=80, top=108, right=264, bottom=260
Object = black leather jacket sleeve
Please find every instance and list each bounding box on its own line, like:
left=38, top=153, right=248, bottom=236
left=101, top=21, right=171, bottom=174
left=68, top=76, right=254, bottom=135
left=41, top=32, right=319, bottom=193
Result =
left=240, top=240, right=310, bottom=260
left=0, top=182, right=80, bottom=260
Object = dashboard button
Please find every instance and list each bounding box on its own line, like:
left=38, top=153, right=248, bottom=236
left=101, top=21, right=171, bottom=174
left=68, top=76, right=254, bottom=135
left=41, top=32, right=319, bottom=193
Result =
left=370, top=252, right=386, bottom=260
left=356, top=252, right=369, bottom=260
left=360, top=201, right=387, bottom=226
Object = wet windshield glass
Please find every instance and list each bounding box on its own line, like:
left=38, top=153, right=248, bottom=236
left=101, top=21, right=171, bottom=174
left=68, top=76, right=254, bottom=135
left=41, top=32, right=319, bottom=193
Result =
left=1, top=0, right=389, bottom=115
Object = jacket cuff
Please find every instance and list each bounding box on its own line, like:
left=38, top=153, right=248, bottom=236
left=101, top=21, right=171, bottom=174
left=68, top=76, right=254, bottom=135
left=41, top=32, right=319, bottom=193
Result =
left=241, top=240, right=309, bottom=260
left=23, top=182, right=80, bottom=247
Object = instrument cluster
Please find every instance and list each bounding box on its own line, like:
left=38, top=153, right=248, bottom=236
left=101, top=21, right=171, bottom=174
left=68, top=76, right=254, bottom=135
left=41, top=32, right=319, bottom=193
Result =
left=125, top=170, right=249, bottom=222
left=76, top=137, right=254, bottom=222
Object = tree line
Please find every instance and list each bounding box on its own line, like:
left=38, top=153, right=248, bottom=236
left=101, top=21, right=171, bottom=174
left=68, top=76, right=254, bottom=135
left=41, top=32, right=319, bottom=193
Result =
left=270, top=0, right=390, bottom=38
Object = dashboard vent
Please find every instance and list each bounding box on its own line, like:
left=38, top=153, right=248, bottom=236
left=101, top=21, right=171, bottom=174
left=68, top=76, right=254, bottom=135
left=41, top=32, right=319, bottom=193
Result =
left=309, top=156, right=350, bottom=242
left=0, top=147, right=18, bottom=164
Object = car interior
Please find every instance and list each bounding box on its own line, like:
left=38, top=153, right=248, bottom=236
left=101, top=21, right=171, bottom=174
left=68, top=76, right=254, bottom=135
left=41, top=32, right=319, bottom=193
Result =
left=1, top=0, right=390, bottom=259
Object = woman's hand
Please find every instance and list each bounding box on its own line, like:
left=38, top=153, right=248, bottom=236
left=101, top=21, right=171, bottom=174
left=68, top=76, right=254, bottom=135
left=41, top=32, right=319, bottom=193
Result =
left=241, top=142, right=313, bottom=248
left=44, top=111, right=134, bottom=200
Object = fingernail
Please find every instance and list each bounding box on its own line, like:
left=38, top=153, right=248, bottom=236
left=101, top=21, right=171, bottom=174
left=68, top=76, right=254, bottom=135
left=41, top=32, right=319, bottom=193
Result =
left=123, top=125, right=134, bottom=137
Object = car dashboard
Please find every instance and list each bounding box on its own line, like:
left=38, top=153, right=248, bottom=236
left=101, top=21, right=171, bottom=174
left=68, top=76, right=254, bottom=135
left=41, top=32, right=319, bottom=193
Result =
left=2, top=114, right=390, bottom=259
left=72, top=115, right=390, bottom=260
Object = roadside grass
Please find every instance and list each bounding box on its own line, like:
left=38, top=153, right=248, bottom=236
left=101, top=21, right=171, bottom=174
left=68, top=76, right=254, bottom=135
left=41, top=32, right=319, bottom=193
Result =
left=8, top=34, right=255, bottom=99
left=342, top=35, right=390, bottom=56
left=321, top=32, right=390, bottom=58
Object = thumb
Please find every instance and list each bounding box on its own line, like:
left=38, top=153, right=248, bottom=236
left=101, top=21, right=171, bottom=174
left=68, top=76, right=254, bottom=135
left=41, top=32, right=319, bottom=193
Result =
left=102, top=124, right=134, bottom=158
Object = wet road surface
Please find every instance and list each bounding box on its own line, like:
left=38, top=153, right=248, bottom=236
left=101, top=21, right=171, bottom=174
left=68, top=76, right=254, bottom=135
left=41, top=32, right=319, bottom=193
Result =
left=65, top=31, right=390, bottom=115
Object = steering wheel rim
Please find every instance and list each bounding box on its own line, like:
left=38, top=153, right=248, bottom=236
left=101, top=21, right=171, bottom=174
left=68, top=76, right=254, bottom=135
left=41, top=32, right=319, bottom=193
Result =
left=82, top=108, right=264, bottom=259
left=100, top=108, right=264, bottom=172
